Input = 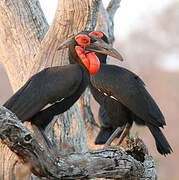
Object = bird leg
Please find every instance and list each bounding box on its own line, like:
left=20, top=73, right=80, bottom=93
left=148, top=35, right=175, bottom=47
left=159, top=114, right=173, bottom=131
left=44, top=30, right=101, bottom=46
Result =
left=31, top=124, right=61, bottom=157
left=104, top=126, right=125, bottom=147
left=115, top=123, right=131, bottom=146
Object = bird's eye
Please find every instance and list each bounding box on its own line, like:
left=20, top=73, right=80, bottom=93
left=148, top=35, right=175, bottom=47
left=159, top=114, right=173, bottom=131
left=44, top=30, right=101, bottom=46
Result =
left=82, top=38, right=88, bottom=43
left=89, top=31, right=104, bottom=38
left=75, top=34, right=90, bottom=46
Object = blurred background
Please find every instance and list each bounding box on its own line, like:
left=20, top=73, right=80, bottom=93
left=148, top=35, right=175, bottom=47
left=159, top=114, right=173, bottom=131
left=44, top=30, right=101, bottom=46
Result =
left=0, top=0, right=178, bottom=179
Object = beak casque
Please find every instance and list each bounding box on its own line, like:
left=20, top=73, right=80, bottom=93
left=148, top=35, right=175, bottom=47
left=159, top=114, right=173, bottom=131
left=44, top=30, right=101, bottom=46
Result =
left=85, top=36, right=123, bottom=61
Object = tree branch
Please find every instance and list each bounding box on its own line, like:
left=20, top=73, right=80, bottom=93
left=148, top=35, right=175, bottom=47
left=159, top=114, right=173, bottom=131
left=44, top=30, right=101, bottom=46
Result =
left=0, top=106, right=157, bottom=179
left=107, top=0, right=121, bottom=19
left=96, top=0, right=121, bottom=46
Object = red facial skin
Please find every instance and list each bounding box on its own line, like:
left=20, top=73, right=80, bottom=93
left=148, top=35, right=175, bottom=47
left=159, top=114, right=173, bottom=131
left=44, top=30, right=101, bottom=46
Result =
left=75, top=34, right=100, bottom=74
left=75, top=34, right=91, bottom=47
left=86, top=51, right=100, bottom=74
left=88, top=31, right=104, bottom=38
left=75, top=46, right=100, bottom=74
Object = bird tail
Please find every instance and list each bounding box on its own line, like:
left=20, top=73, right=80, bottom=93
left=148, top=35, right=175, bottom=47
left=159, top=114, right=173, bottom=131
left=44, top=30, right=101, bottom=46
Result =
left=147, top=123, right=173, bottom=156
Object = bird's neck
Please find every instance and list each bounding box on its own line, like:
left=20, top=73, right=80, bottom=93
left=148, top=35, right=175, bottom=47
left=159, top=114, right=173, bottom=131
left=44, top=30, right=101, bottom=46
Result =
left=68, top=49, right=92, bottom=82
left=79, top=65, right=90, bottom=82
left=95, top=53, right=107, bottom=64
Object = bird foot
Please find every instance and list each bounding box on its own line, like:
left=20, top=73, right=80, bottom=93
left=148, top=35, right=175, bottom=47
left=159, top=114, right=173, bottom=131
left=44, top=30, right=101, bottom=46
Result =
left=31, top=124, right=63, bottom=158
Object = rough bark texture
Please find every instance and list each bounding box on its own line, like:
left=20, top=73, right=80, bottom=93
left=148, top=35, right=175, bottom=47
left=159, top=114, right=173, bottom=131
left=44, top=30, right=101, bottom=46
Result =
left=0, top=106, right=157, bottom=180
left=0, top=1, right=48, bottom=179
left=0, top=0, right=157, bottom=179
left=0, top=0, right=48, bottom=90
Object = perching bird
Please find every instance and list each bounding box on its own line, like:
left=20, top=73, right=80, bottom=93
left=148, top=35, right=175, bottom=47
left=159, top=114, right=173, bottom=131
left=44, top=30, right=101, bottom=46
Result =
left=86, top=31, right=172, bottom=156
left=3, top=31, right=123, bottom=149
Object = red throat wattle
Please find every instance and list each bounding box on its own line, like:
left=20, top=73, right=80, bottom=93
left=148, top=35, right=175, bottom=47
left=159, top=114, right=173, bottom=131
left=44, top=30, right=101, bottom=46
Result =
left=75, top=46, right=100, bottom=74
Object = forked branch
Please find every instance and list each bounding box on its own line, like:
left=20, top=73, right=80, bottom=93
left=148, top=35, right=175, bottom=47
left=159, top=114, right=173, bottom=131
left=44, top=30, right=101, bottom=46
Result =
left=107, top=0, right=122, bottom=19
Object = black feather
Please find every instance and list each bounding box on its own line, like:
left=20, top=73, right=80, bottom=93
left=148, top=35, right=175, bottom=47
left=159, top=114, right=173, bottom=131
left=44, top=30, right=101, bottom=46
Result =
left=147, top=123, right=173, bottom=155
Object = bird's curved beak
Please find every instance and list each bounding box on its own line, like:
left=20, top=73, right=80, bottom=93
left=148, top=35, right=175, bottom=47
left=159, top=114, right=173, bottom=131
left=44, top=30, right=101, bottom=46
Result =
left=85, top=36, right=123, bottom=61
left=57, top=35, right=75, bottom=50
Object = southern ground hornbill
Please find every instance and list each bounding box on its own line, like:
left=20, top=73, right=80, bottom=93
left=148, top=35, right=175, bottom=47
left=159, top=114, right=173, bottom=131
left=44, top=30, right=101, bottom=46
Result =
left=85, top=31, right=172, bottom=156
left=3, top=31, right=123, bottom=150
left=49, top=31, right=172, bottom=155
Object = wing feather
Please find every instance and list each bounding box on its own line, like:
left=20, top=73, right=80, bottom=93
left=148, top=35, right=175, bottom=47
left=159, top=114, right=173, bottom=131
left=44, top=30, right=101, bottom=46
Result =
left=4, top=64, right=82, bottom=121
left=90, top=64, right=165, bottom=127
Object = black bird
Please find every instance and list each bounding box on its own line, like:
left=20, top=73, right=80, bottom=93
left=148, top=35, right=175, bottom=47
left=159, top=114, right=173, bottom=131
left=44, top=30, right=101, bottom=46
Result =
left=85, top=31, right=172, bottom=156
left=3, top=31, right=123, bottom=149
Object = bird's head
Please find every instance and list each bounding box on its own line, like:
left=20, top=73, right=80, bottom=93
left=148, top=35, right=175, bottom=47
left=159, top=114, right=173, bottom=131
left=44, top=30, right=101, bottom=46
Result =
left=58, top=31, right=123, bottom=74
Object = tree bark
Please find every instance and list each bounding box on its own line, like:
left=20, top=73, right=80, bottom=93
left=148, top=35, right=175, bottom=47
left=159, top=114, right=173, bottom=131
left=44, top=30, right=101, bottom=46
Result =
left=0, top=0, right=48, bottom=90
left=0, top=1, right=48, bottom=178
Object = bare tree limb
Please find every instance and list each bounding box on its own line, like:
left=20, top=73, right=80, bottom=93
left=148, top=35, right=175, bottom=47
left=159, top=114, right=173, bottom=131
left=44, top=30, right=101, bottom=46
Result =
left=96, top=0, right=121, bottom=46
left=0, top=106, right=157, bottom=179
left=107, top=0, right=121, bottom=19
